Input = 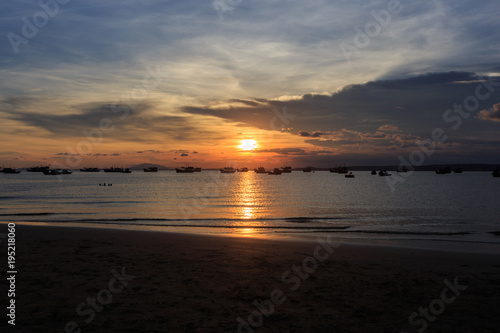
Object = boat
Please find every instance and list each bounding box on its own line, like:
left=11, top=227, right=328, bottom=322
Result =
left=330, top=164, right=348, bottom=174
left=43, top=169, right=62, bottom=175
left=237, top=167, right=249, bottom=172
left=371, top=170, right=377, bottom=175
left=345, top=172, right=355, bottom=178
left=378, top=170, right=391, bottom=177
left=254, top=167, right=266, bottom=173
left=220, top=167, right=236, bottom=173
left=397, top=166, right=408, bottom=173
left=453, top=168, right=463, bottom=174
left=194, top=167, right=202, bottom=172
left=80, top=167, right=100, bottom=172
left=267, top=168, right=282, bottom=175
left=122, top=168, right=132, bottom=173
left=280, top=166, right=292, bottom=173
left=61, top=169, right=73, bottom=174
left=104, top=167, right=125, bottom=173
left=303, top=167, right=312, bottom=172
left=435, top=166, right=452, bottom=174
left=144, top=166, right=158, bottom=172
left=492, top=169, right=500, bottom=177
left=2, top=167, right=21, bottom=174
left=175, top=166, right=195, bottom=173
left=27, top=165, right=50, bottom=172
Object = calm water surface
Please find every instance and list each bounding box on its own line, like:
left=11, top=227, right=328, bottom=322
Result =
left=1, top=170, right=499, bottom=249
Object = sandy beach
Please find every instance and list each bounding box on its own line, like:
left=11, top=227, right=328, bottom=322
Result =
left=4, top=224, right=500, bottom=332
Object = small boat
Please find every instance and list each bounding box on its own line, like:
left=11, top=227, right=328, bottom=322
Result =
left=371, top=170, right=377, bottom=175
left=43, top=169, right=62, bottom=175
left=254, top=167, right=266, bottom=173
left=104, top=167, right=125, bottom=173
left=27, top=166, right=50, bottom=172
left=194, top=167, right=202, bottom=172
left=453, top=168, right=463, bottom=174
left=3, top=167, right=21, bottom=174
left=237, top=167, right=249, bottom=172
left=435, top=166, right=451, bottom=174
left=267, top=168, right=282, bottom=175
left=122, top=168, right=132, bottom=173
left=144, top=166, right=158, bottom=172
left=80, top=167, right=100, bottom=172
left=61, top=169, right=73, bottom=174
left=220, top=167, right=236, bottom=173
left=176, top=166, right=195, bottom=173
left=492, top=169, right=500, bottom=177
left=330, top=164, right=348, bottom=174
left=280, top=166, right=292, bottom=173
left=303, top=167, right=313, bottom=172
left=345, top=172, right=355, bottom=178
left=378, top=170, right=391, bottom=177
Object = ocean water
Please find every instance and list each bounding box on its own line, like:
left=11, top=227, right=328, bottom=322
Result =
left=1, top=170, right=499, bottom=250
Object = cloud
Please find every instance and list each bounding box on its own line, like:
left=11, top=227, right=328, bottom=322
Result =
left=137, top=150, right=163, bottom=154
left=1, top=98, right=225, bottom=143
left=298, top=131, right=326, bottom=137
left=183, top=72, right=500, bottom=154
left=256, top=147, right=307, bottom=155
left=477, top=103, right=500, bottom=122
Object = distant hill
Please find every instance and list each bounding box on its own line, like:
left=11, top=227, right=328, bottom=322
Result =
left=129, top=163, right=170, bottom=170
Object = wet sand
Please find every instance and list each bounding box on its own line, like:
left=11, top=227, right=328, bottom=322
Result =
left=5, top=225, right=500, bottom=332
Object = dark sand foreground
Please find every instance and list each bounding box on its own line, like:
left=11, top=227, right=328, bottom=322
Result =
left=4, top=225, right=500, bottom=332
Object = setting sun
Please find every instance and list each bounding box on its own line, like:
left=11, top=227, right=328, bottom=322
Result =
left=239, top=139, right=258, bottom=151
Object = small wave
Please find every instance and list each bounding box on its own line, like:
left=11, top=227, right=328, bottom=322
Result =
left=0, top=212, right=55, bottom=216
left=22, top=220, right=351, bottom=230
left=310, top=230, right=472, bottom=236
left=0, top=212, right=88, bottom=217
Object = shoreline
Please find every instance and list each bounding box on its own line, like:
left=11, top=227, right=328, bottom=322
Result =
left=2, top=220, right=500, bottom=255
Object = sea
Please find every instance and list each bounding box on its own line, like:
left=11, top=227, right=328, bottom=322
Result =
left=1, top=170, right=500, bottom=252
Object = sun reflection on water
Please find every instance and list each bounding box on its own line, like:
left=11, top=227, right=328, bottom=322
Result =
left=234, top=172, right=259, bottom=221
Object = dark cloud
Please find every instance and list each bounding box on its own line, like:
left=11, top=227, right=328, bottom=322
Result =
left=255, top=148, right=314, bottom=155
left=298, top=131, right=326, bottom=137
left=477, top=103, right=500, bottom=122
left=182, top=72, right=500, bottom=161
left=1, top=99, right=224, bottom=142
left=137, top=150, right=163, bottom=154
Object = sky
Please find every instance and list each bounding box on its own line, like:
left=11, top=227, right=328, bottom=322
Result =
left=1, top=0, right=500, bottom=168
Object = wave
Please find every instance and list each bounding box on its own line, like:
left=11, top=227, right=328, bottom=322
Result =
left=0, top=212, right=87, bottom=216
left=19, top=220, right=351, bottom=230
left=307, top=230, right=473, bottom=236
left=0, top=212, right=55, bottom=216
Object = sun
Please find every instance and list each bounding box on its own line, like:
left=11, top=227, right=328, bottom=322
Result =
left=239, top=139, right=258, bottom=151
